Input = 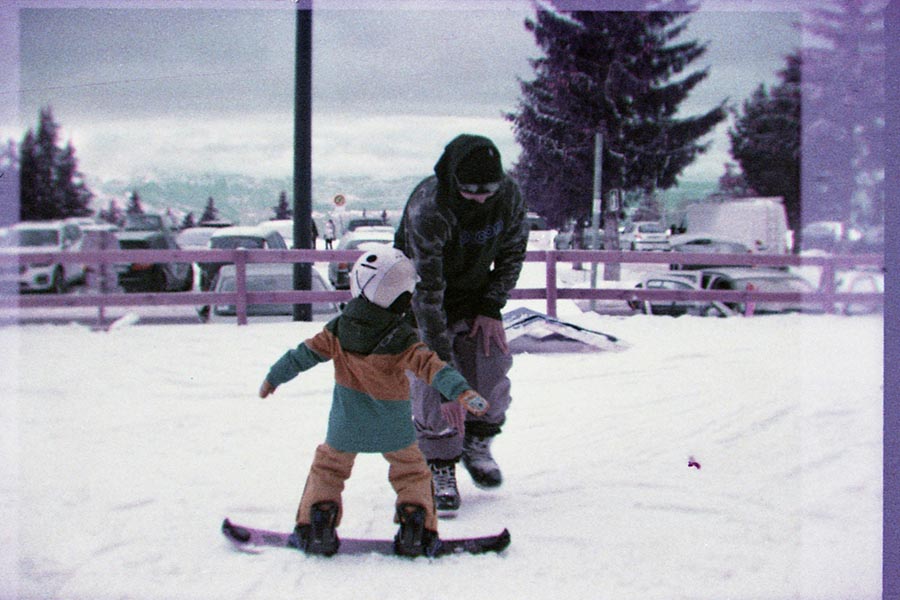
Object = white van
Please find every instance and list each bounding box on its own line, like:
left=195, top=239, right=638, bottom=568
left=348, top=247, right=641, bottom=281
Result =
left=680, top=197, right=790, bottom=254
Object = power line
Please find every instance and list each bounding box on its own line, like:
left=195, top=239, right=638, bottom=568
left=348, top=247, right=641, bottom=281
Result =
left=1, top=67, right=285, bottom=97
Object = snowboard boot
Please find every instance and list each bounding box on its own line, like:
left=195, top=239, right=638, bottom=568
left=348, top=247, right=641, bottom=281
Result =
left=428, top=459, right=461, bottom=511
left=462, top=434, right=503, bottom=489
left=288, top=500, right=341, bottom=556
left=393, top=503, right=442, bottom=557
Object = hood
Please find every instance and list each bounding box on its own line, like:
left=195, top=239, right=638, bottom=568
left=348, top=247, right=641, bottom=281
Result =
left=433, top=134, right=504, bottom=214
left=330, top=297, right=419, bottom=355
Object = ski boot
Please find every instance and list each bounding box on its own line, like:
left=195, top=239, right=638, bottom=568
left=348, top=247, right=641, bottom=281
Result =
left=288, top=500, right=341, bottom=556
left=462, top=434, right=502, bottom=488
left=393, top=503, right=442, bottom=557
left=428, top=459, right=461, bottom=511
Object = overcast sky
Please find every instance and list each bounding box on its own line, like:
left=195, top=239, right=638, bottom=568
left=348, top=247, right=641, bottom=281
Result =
left=1, top=0, right=805, bottom=184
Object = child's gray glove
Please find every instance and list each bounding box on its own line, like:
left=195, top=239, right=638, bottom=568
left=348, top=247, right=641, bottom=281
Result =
left=440, top=390, right=489, bottom=432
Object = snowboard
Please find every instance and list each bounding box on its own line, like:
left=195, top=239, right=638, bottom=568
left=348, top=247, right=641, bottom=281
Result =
left=221, top=518, right=510, bottom=557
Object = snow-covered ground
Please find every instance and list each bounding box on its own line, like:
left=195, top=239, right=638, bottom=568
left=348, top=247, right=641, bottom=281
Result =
left=0, top=262, right=883, bottom=600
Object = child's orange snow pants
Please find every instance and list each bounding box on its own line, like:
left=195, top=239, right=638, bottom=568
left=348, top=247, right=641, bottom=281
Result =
left=295, top=442, right=438, bottom=531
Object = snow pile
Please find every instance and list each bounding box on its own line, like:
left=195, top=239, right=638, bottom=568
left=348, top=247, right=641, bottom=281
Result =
left=0, top=307, right=882, bottom=600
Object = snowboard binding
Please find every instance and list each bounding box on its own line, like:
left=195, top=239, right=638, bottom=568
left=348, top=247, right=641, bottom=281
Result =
left=393, top=503, right=442, bottom=557
left=289, top=501, right=341, bottom=556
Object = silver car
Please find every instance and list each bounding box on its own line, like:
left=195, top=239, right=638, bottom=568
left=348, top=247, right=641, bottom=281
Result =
left=200, top=225, right=289, bottom=290
left=620, top=221, right=670, bottom=251
left=210, top=263, right=339, bottom=319
left=701, top=267, right=820, bottom=314
left=628, top=272, right=733, bottom=317
left=328, top=226, right=396, bottom=289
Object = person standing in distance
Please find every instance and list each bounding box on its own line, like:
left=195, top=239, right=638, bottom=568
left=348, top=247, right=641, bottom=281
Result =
left=394, top=134, right=528, bottom=511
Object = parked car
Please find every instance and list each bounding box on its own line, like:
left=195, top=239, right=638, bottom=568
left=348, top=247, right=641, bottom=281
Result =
left=208, top=263, right=339, bottom=320
left=262, top=219, right=297, bottom=248
left=123, top=213, right=173, bottom=234
left=619, top=221, right=670, bottom=251
left=701, top=267, right=819, bottom=314
left=554, top=227, right=606, bottom=250
left=526, top=212, right=549, bottom=231
left=328, top=227, right=396, bottom=289
left=199, top=226, right=288, bottom=290
left=176, top=226, right=219, bottom=251
left=116, top=230, right=193, bottom=292
left=525, top=212, right=556, bottom=250
left=836, top=266, right=883, bottom=316
left=629, top=267, right=818, bottom=316
left=347, top=217, right=387, bottom=232
left=668, top=235, right=751, bottom=270
left=627, top=272, right=734, bottom=317
left=0, top=220, right=87, bottom=293
left=177, top=226, right=222, bottom=290
left=79, top=223, right=119, bottom=284
left=680, top=197, right=789, bottom=255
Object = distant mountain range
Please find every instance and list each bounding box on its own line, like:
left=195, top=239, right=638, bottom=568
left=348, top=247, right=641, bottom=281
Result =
left=88, top=172, right=717, bottom=226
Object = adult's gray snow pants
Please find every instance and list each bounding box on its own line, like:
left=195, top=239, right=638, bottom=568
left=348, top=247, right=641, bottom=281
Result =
left=411, top=320, right=513, bottom=461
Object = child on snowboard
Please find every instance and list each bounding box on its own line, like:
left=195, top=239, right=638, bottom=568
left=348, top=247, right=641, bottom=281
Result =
left=259, top=244, right=489, bottom=557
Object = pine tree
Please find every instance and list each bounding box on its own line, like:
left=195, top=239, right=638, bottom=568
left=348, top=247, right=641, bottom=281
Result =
left=181, top=212, right=196, bottom=229
left=126, top=190, right=144, bottom=215
left=98, top=199, right=125, bottom=227
left=728, top=53, right=802, bottom=248
left=200, top=196, right=219, bottom=223
left=19, top=107, right=93, bottom=221
left=272, top=191, right=292, bottom=219
left=56, top=142, right=93, bottom=218
left=507, top=2, right=726, bottom=226
left=799, top=0, right=885, bottom=229
left=716, top=162, right=755, bottom=198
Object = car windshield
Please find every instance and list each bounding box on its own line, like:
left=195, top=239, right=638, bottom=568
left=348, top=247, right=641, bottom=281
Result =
left=646, top=279, right=693, bottom=291
left=638, top=223, right=666, bottom=233
left=219, top=275, right=287, bottom=292
left=125, top=215, right=164, bottom=231
left=347, top=218, right=385, bottom=231
left=119, top=237, right=165, bottom=250
left=10, top=229, right=60, bottom=247
left=211, top=236, right=265, bottom=250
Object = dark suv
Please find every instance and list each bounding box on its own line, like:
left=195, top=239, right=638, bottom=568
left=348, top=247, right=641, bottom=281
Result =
left=117, top=231, right=193, bottom=292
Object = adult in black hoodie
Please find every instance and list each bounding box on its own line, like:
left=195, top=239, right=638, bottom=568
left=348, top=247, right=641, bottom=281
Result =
left=395, top=134, right=528, bottom=510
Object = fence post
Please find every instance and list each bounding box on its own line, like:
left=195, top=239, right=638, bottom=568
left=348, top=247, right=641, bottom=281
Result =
left=236, top=249, right=248, bottom=326
left=744, top=283, right=756, bottom=317
left=546, top=250, right=558, bottom=318
left=820, top=258, right=837, bottom=314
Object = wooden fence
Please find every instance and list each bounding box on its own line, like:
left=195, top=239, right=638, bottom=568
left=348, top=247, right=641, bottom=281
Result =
left=0, top=248, right=884, bottom=326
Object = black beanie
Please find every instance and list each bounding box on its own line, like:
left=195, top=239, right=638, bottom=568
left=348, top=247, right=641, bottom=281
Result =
left=456, top=146, right=503, bottom=184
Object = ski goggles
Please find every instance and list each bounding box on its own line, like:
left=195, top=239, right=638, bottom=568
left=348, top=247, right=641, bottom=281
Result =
left=454, top=176, right=503, bottom=196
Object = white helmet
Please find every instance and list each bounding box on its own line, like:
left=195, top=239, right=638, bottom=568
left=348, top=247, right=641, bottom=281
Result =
left=349, top=243, right=418, bottom=310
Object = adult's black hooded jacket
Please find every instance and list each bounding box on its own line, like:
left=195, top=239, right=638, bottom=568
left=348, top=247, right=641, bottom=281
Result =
left=394, top=134, right=528, bottom=362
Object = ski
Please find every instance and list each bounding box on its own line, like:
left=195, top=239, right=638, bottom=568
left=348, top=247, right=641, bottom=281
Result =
left=221, top=518, right=510, bottom=557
